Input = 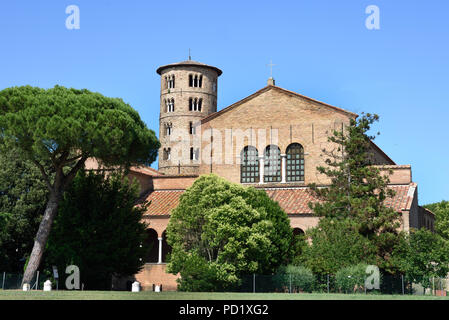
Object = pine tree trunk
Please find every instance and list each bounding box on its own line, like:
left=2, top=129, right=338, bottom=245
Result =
left=22, top=191, right=60, bottom=285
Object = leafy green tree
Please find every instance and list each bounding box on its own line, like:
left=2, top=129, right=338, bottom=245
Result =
left=0, top=148, right=48, bottom=271
left=166, top=174, right=292, bottom=291
left=308, top=113, right=405, bottom=273
left=399, top=228, right=449, bottom=290
left=0, top=85, right=159, bottom=284
left=299, top=218, right=376, bottom=275
left=45, top=170, right=148, bottom=290
left=335, top=263, right=370, bottom=293
left=424, top=201, right=449, bottom=240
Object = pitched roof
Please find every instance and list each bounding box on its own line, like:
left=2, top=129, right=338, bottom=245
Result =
left=141, top=190, right=185, bottom=217
left=201, top=85, right=358, bottom=125
left=142, top=183, right=417, bottom=216
left=130, top=166, right=164, bottom=176
left=156, top=60, right=222, bottom=76
left=369, top=140, right=396, bottom=165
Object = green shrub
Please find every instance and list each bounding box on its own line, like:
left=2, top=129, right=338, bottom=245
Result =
left=275, top=265, right=315, bottom=293
left=335, top=264, right=369, bottom=293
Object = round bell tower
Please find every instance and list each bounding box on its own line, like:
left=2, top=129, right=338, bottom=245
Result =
left=156, top=59, right=222, bottom=175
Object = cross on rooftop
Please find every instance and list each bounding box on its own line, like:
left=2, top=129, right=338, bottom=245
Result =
left=267, top=60, right=276, bottom=78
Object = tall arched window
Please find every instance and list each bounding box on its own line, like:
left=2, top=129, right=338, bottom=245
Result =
left=163, top=148, right=171, bottom=161
left=286, top=143, right=304, bottom=182
left=264, top=145, right=281, bottom=183
left=189, top=98, right=202, bottom=111
left=240, top=146, right=259, bottom=183
left=164, top=123, right=172, bottom=136
left=166, top=98, right=174, bottom=112
left=167, top=75, right=175, bottom=89
left=189, top=74, right=203, bottom=88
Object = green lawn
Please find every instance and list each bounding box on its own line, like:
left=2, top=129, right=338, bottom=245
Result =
left=0, top=290, right=448, bottom=300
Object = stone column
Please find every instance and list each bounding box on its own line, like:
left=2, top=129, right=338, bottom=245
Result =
left=281, top=154, right=287, bottom=183
left=158, top=237, right=163, bottom=264
left=259, top=156, right=265, bottom=184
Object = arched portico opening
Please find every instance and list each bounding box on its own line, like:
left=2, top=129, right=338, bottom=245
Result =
left=143, top=228, right=159, bottom=263
left=161, top=230, right=172, bottom=263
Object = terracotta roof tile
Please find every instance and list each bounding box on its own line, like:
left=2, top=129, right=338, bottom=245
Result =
left=142, top=190, right=184, bottom=216
left=142, top=184, right=417, bottom=216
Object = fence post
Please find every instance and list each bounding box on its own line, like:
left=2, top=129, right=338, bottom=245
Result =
left=2, top=272, right=5, bottom=290
left=35, top=271, right=39, bottom=290
left=253, top=274, right=255, bottom=293
left=401, top=275, right=404, bottom=295
left=327, top=274, right=329, bottom=294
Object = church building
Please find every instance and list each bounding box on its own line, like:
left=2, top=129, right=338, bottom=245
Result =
left=119, top=59, right=434, bottom=291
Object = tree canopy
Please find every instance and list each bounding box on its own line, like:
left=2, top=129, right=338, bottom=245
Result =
left=307, top=113, right=405, bottom=274
left=166, top=174, right=292, bottom=291
left=45, top=171, right=148, bottom=290
left=424, top=201, right=449, bottom=240
left=0, top=148, right=48, bottom=272
left=299, top=218, right=376, bottom=275
left=398, top=228, right=449, bottom=289
left=0, top=85, right=160, bottom=284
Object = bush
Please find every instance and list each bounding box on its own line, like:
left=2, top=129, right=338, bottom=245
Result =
left=299, top=218, right=376, bottom=276
left=175, top=252, right=227, bottom=292
left=166, top=174, right=292, bottom=291
left=274, top=265, right=315, bottom=293
left=335, top=264, right=369, bottom=293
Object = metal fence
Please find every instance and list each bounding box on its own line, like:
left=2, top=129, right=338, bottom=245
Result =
left=1, top=271, right=447, bottom=296
left=237, top=274, right=448, bottom=296
left=1, top=272, right=48, bottom=290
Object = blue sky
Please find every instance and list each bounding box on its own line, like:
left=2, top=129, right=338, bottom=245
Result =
left=0, top=0, right=447, bottom=204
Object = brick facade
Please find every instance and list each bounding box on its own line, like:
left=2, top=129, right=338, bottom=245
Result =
left=157, top=61, right=221, bottom=175
left=108, top=60, right=433, bottom=291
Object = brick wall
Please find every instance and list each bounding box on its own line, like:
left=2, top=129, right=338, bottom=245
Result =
left=135, top=263, right=179, bottom=291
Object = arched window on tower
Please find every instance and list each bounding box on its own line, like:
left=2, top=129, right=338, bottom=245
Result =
left=264, top=145, right=281, bottom=183
left=163, top=148, right=171, bottom=161
left=167, top=75, right=175, bottom=89
left=165, top=123, right=172, bottom=136
left=240, top=146, right=259, bottom=183
left=189, top=74, right=203, bottom=88
left=190, top=147, right=199, bottom=161
left=286, top=143, right=304, bottom=182
left=189, top=98, right=202, bottom=111
left=166, top=98, right=175, bottom=112
left=189, top=122, right=196, bottom=135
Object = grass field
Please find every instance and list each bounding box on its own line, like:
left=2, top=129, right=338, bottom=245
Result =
left=0, top=290, right=448, bottom=300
